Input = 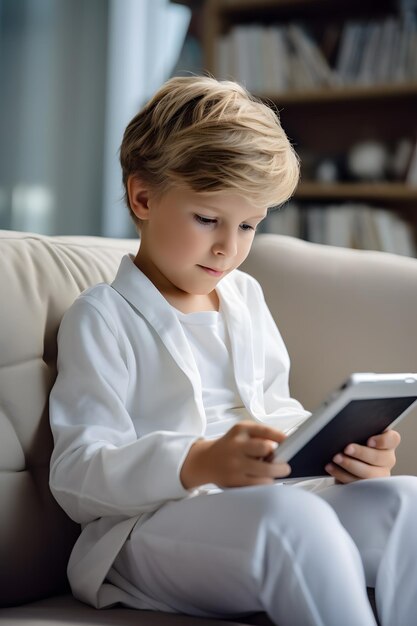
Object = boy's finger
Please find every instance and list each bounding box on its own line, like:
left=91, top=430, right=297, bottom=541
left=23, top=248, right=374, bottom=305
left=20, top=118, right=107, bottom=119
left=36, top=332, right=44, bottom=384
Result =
left=340, top=446, right=393, bottom=468
left=239, top=421, right=287, bottom=443
left=244, top=437, right=279, bottom=458
left=367, top=429, right=401, bottom=450
left=325, top=462, right=359, bottom=484
left=246, top=458, right=291, bottom=479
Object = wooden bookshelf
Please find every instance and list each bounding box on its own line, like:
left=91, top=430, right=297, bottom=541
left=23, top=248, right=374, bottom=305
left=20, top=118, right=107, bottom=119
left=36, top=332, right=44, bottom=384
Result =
left=259, top=83, right=417, bottom=105
left=296, top=182, right=417, bottom=204
left=203, top=2, right=417, bottom=210
left=215, top=0, right=400, bottom=34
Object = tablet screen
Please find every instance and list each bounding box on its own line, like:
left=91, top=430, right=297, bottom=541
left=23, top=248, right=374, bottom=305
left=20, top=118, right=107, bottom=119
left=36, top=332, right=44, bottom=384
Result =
left=288, top=396, right=417, bottom=478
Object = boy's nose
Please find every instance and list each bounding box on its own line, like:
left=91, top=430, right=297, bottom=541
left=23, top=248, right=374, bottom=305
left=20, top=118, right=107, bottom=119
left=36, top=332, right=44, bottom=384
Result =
left=212, top=232, right=238, bottom=258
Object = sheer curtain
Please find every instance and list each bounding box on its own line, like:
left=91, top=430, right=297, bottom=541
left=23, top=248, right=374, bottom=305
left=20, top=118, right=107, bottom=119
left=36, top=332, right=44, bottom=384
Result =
left=0, top=0, right=190, bottom=236
left=101, top=0, right=190, bottom=237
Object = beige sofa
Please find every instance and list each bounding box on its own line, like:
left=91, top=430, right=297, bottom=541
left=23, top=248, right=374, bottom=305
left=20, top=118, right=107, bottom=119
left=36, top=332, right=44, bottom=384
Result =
left=1, top=229, right=416, bottom=625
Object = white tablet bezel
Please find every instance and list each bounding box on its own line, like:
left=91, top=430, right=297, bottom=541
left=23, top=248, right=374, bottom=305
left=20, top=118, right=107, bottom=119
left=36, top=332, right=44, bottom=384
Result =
left=272, top=373, right=417, bottom=467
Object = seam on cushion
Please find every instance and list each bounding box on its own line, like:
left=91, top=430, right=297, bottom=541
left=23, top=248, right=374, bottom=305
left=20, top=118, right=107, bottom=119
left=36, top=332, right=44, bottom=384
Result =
left=0, top=233, right=136, bottom=251
left=0, top=232, right=132, bottom=243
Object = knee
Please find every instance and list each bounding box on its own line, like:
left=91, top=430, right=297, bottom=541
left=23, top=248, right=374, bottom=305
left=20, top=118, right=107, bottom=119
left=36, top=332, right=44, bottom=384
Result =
left=371, top=474, right=417, bottom=495
left=355, top=475, right=417, bottom=520
left=382, top=475, right=417, bottom=504
left=389, top=474, right=417, bottom=491
left=248, top=484, right=342, bottom=539
left=246, top=485, right=361, bottom=570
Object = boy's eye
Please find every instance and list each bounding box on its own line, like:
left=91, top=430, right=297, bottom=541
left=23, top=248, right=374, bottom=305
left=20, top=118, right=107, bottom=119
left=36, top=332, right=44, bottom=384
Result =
left=194, top=214, right=217, bottom=226
left=240, top=223, right=255, bottom=232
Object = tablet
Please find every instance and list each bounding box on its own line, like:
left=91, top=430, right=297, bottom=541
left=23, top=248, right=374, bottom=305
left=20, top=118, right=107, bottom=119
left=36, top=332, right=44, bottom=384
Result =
left=270, top=373, right=417, bottom=479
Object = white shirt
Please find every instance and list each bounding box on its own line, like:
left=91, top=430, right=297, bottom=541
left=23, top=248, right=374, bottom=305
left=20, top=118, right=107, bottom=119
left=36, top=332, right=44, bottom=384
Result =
left=48, top=254, right=310, bottom=609
left=174, top=307, right=250, bottom=438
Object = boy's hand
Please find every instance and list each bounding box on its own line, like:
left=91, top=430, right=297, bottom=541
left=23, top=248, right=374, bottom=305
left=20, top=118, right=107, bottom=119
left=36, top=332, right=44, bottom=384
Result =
left=325, top=429, right=401, bottom=484
left=180, top=421, right=291, bottom=489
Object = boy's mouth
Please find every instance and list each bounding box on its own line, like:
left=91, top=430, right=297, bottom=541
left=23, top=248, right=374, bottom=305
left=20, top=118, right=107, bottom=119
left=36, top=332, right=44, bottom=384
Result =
left=198, top=265, right=225, bottom=277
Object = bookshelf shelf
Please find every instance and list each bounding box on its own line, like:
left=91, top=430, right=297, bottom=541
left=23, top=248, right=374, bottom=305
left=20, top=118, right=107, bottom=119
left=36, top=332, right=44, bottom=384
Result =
left=259, top=83, right=417, bottom=106
left=215, top=0, right=396, bottom=16
left=296, top=182, right=417, bottom=204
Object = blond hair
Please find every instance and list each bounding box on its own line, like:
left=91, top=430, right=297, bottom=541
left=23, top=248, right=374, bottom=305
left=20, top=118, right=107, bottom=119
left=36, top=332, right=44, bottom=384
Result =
left=120, top=76, right=299, bottom=224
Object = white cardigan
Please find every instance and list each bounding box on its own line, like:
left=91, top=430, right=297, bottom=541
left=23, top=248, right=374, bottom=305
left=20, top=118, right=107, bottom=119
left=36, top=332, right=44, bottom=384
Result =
left=49, top=255, right=309, bottom=608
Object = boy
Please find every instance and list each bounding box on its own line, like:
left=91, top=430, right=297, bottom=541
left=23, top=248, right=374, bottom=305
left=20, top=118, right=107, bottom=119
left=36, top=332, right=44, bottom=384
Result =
left=49, top=76, right=417, bottom=626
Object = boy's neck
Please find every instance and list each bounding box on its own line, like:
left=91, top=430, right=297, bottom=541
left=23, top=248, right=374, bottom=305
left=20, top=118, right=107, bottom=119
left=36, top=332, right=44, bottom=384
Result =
left=168, top=290, right=219, bottom=314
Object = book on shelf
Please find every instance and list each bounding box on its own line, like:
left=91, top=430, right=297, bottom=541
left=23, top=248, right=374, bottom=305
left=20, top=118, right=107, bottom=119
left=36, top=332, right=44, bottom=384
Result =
left=325, top=205, right=359, bottom=249
left=222, top=25, right=290, bottom=92
left=356, top=22, right=383, bottom=85
left=305, top=205, right=327, bottom=244
left=265, top=203, right=301, bottom=239
left=286, top=25, right=340, bottom=88
left=391, top=138, right=414, bottom=180
left=229, top=26, right=253, bottom=89
left=400, top=0, right=417, bottom=13
left=216, top=24, right=336, bottom=93
left=372, top=209, right=415, bottom=256
left=357, top=205, right=384, bottom=251
left=247, top=25, right=265, bottom=94
left=263, top=26, right=290, bottom=92
left=336, top=22, right=367, bottom=84
left=266, top=203, right=416, bottom=257
left=336, top=16, right=417, bottom=86
left=215, top=15, right=417, bottom=94
left=406, top=138, right=417, bottom=186
left=216, top=35, right=231, bottom=83
left=376, top=18, right=400, bottom=84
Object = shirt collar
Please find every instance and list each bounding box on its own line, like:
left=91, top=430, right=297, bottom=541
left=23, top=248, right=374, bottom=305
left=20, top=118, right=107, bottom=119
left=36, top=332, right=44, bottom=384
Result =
left=111, top=254, right=260, bottom=419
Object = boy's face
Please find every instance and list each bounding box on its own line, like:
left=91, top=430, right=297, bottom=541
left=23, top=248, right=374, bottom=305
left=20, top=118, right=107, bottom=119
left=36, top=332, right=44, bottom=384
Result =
left=133, top=185, right=267, bottom=305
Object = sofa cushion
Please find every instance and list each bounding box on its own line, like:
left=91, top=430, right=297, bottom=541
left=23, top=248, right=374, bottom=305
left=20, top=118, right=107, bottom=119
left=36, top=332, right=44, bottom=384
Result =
left=0, top=230, right=401, bottom=623
left=0, top=232, right=137, bottom=606
left=0, top=594, right=274, bottom=625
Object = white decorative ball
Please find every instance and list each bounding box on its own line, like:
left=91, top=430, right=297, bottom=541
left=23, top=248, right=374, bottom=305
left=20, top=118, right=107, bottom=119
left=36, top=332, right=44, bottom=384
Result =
left=347, top=141, right=388, bottom=180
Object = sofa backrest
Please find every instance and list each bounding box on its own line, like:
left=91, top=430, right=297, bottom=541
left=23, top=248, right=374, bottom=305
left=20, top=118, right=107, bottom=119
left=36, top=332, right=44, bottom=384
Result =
left=0, top=232, right=137, bottom=607
left=1, top=230, right=417, bottom=607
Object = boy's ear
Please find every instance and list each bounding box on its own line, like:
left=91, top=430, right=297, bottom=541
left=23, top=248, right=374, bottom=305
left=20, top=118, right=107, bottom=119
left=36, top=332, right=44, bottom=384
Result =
left=127, top=176, right=151, bottom=221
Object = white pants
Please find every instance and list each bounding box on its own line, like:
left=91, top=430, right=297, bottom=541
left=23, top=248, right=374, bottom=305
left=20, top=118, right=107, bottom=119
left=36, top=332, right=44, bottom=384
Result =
left=109, top=476, right=417, bottom=626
